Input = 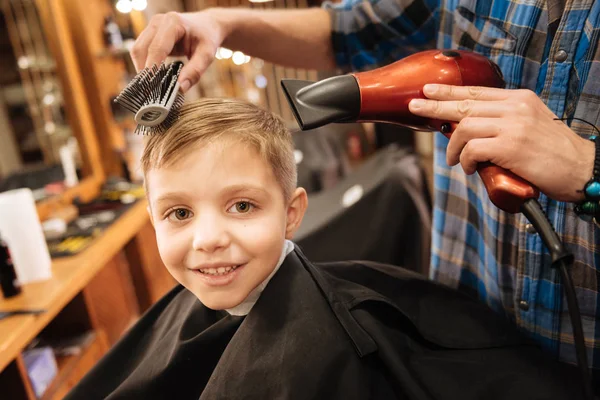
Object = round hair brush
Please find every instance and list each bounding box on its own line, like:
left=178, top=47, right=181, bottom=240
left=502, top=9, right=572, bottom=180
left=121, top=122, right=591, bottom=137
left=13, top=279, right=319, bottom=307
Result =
left=114, top=61, right=185, bottom=135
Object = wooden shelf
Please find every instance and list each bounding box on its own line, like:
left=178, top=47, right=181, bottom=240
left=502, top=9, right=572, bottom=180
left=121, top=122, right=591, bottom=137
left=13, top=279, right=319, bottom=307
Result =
left=0, top=195, right=176, bottom=400
left=0, top=2, right=168, bottom=397
left=40, top=331, right=107, bottom=400
left=0, top=199, right=149, bottom=374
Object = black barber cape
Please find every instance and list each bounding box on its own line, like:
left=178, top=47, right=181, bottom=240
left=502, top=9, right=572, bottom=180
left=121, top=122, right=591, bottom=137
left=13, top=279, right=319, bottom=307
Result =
left=65, top=247, right=584, bottom=399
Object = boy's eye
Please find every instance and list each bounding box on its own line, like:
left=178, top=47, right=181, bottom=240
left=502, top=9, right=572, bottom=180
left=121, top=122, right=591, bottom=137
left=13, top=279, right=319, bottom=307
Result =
left=228, top=201, right=254, bottom=214
left=167, top=208, right=193, bottom=221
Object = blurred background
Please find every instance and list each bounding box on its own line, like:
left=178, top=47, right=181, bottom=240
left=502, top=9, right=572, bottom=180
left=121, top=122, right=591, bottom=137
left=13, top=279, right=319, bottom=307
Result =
left=0, top=1, right=434, bottom=398
left=0, top=0, right=435, bottom=199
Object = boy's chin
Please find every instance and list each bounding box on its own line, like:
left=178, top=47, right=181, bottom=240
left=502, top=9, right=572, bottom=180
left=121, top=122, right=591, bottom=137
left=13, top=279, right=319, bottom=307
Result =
left=194, top=291, right=248, bottom=311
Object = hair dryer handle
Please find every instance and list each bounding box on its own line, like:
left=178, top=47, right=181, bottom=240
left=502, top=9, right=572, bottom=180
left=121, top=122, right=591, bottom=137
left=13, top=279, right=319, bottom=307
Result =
left=439, top=122, right=539, bottom=213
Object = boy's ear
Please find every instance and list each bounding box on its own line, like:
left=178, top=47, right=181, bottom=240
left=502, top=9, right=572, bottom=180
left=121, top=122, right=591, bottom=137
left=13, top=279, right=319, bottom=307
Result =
left=147, top=205, right=154, bottom=227
left=285, top=187, right=308, bottom=240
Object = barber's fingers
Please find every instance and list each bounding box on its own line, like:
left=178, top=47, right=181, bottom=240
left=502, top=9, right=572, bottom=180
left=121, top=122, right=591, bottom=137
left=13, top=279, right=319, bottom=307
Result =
left=457, top=137, right=506, bottom=175
left=446, top=117, right=502, bottom=166
left=144, top=12, right=187, bottom=69
left=130, top=14, right=163, bottom=71
left=408, top=98, right=512, bottom=121
left=178, top=43, right=215, bottom=93
left=422, top=84, right=511, bottom=101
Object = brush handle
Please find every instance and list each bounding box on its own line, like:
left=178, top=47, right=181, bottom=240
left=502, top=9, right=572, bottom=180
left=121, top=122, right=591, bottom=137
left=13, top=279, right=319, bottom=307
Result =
left=165, top=80, right=182, bottom=110
left=438, top=122, right=539, bottom=213
left=134, top=80, right=181, bottom=126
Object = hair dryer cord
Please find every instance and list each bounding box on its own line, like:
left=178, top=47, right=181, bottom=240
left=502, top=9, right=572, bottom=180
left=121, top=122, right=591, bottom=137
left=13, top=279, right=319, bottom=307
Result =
left=520, top=198, right=593, bottom=399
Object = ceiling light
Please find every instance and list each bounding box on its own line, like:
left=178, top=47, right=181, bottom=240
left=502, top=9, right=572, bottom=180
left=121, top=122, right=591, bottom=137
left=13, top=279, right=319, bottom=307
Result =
left=254, top=75, right=267, bottom=89
left=116, top=0, right=132, bottom=13
left=217, top=47, right=233, bottom=59
left=131, top=0, right=147, bottom=11
left=232, top=51, right=246, bottom=65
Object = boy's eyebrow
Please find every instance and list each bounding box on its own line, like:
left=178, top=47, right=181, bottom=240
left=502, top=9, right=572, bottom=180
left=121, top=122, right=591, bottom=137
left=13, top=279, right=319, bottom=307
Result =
left=153, top=192, right=189, bottom=208
left=221, top=184, right=270, bottom=198
left=152, top=185, right=270, bottom=208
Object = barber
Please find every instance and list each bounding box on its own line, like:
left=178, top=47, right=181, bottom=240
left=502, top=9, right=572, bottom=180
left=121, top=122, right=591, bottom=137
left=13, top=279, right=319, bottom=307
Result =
left=130, top=0, right=600, bottom=388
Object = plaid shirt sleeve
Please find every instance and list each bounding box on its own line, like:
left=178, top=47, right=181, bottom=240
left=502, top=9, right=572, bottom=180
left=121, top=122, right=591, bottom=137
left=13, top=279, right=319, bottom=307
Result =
left=322, top=0, right=441, bottom=71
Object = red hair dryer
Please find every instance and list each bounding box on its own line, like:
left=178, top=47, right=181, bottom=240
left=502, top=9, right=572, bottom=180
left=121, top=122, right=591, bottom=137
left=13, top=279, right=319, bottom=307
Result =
left=281, top=49, right=539, bottom=213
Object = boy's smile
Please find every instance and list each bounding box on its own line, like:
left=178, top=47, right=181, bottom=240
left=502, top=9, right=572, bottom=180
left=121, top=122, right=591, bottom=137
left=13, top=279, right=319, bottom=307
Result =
left=146, top=139, right=306, bottom=310
left=189, top=262, right=245, bottom=287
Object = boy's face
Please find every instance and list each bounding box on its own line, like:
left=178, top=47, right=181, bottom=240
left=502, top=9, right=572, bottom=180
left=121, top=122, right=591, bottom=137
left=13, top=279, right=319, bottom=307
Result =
left=146, top=140, right=306, bottom=310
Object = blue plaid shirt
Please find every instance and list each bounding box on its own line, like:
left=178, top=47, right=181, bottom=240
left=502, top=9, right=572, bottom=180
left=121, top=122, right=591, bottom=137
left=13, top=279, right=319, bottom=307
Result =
left=324, top=0, right=600, bottom=382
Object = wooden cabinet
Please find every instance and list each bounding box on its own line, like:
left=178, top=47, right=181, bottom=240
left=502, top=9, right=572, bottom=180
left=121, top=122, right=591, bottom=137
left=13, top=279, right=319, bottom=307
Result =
left=42, top=331, right=108, bottom=400
left=83, top=253, right=140, bottom=346
left=0, top=0, right=178, bottom=398
left=126, top=222, right=177, bottom=313
left=0, top=200, right=176, bottom=400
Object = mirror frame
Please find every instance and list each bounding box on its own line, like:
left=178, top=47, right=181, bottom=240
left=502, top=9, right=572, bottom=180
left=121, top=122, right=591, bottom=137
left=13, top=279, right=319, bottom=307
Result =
left=26, top=0, right=106, bottom=220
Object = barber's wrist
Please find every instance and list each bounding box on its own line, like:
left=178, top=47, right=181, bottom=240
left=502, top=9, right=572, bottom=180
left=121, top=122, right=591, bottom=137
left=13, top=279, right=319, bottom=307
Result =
left=573, top=137, right=596, bottom=202
left=574, top=135, right=600, bottom=215
left=205, top=8, right=243, bottom=48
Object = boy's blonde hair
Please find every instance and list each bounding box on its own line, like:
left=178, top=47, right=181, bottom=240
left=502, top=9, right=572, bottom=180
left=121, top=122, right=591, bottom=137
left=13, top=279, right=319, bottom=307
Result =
left=141, top=98, right=297, bottom=201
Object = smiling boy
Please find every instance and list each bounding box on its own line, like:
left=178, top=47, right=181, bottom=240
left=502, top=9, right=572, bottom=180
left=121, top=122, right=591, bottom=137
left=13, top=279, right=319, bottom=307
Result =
left=144, top=99, right=306, bottom=313
left=66, top=98, right=585, bottom=400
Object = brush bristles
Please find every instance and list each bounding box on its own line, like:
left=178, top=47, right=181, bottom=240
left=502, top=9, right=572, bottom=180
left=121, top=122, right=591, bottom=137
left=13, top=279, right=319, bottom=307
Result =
left=115, top=61, right=185, bottom=135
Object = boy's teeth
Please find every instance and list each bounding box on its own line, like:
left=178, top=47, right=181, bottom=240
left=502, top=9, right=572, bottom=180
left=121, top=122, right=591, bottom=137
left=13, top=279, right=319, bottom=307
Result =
left=199, top=265, right=239, bottom=275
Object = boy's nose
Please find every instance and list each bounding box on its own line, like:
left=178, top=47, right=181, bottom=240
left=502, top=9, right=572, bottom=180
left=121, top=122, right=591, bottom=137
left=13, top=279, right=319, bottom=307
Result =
left=192, top=216, right=230, bottom=253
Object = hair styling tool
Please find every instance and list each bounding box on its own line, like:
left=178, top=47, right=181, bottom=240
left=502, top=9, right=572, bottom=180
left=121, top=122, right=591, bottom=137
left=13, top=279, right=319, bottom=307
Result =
left=281, top=49, right=592, bottom=399
left=114, top=61, right=185, bottom=135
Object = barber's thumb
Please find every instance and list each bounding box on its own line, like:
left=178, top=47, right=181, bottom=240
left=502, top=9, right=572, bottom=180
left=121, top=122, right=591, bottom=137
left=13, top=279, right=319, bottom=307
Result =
left=179, top=78, right=192, bottom=93
left=178, top=69, right=199, bottom=94
left=179, top=51, right=214, bottom=93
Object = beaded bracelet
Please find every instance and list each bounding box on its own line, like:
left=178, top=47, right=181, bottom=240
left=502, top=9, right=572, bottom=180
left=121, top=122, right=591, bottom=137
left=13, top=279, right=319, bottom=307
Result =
left=554, top=117, right=600, bottom=220
left=574, top=133, right=600, bottom=218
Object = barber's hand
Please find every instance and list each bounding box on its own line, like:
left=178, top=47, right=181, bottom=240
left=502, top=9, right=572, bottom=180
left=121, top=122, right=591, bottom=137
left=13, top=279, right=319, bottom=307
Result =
left=408, top=84, right=595, bottom=202
left=130, top=11, right=224, bottom=93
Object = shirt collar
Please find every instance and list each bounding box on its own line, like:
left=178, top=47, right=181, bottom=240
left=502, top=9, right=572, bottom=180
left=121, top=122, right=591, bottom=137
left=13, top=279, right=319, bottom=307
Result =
left=225, top=240, right=295, bottom=316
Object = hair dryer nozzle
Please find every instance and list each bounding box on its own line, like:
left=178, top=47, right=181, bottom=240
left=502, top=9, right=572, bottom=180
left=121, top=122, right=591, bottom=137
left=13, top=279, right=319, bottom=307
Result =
left=281, top=76, right=361, bottom=130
